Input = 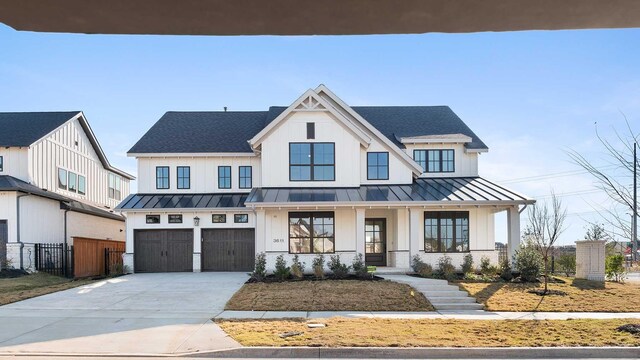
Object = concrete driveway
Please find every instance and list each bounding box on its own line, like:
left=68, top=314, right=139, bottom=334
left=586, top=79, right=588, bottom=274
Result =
left=0, top=272, right=248, bottom=356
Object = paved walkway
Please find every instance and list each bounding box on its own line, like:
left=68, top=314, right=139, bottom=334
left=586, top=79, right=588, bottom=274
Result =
left=0, top=272, right=248, bottom=356
left=381, top=274, right=483, bottom=310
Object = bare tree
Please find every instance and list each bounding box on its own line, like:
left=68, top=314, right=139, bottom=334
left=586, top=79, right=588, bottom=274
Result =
left=524, top=192, right=567, bottom=294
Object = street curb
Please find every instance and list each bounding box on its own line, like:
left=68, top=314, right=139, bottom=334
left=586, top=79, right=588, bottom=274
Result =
left=189, top=346, right=640, bottom=359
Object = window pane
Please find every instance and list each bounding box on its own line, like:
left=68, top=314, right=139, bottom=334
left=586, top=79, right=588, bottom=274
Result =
left=58, top=169, right=67, bottom=190
left=313, top=165, right=334, bottom=181
left=313, top=143, right=334, bottom=165
left=290, top=144, right=311, bottom=165
left=290, top=165, right=311, bottom=181
left=68, top=172, right=77, bottom=192
left=78, top=176, right=86, bottom=195
left=367, top=152, right=378, bottom=166
left=290, top=238, right=311, bottom=253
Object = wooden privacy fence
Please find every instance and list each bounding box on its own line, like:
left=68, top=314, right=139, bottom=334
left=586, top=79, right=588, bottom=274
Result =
left=73, top=237, right=125, bottom=278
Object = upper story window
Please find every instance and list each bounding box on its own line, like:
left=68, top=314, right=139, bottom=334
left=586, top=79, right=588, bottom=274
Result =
left=156, top=166, right=169, bottom=189
left=289, top=142, right=335, bottom=181
left=68, top=172, right=77, bottom=192
left=108, top=173, right=122, bottom=200
left=218, top=166, right=231, bottom=189
left=413, top=149, right=455, bottom=173
left=78, top=175, right=86, bottom=195
left=0, top=156, right=3, bottom=172
left=58, top=168, right=67, bottom=190
left=367, top=152, right=389, bottom=180
left=424, top=211, right=469, bottom=253
left=239, top=166, right=252, bottom=189
left=177, top=166, right=190, bottom=189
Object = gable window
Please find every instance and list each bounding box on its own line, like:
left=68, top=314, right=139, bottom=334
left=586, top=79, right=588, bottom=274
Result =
left=146, top=215, right=160, bottom=224
left=218, top=166, right=231, bottom=189
left=414, top=149, right=455, bottom=173
left=0, top=156, right=3, bottom=172
left=234, top=214, right=249, bottom=223
left=424, top=211, right=469, bottom=253
left=212, top=214, right=226, bottom=223
left=307, top=122, right=315, bottom=139
left=367, top=152, right=389, bottom=180
left=289, top=211, right=335, bottom=254
left=177, top=166, right=190, bottom=189
left=168, top=214, right=183, bottom=223
left=289, top=143, right=335, bottom=181
left=239, top=166, right=252, bottom=189
left=68, top=172, right=77, bottom=192
left=58, top=168, right=67, bottom=190
left=78, top=175, right=86, bottom=195
left=156, top=166, right=169, bottom=189
left=108, top=173, right=121, bottom=200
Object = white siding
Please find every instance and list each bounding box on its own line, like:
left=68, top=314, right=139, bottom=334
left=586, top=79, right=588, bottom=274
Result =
left=403, top=143, right=479, bottom=177
left=0, top=148, right=29, bottom=181
left=136, top=156, right=261, bottom=193
left=0, top=191, right=17, bottom=243
left=67, top=212, right=125, bottom=244
left=18, top=195, right=64, bottom=244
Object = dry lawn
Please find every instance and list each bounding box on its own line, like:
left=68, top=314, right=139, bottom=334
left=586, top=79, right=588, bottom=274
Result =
left=225, top=280, right=433, bottom=311
left=0, top=272, right=93, bottom=305
left=458, top=278, right=640, bottom=312
left=217, top=318, right=640, bottom=347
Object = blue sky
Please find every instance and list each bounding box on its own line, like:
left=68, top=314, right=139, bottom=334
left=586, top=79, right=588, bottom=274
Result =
left=1, top=24, right=638, bottom=245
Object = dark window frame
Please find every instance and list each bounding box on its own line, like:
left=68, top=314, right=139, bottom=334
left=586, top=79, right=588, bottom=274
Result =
left=177, top=166, right=190, bottom=189
left=234, top=214, right=249, bottom=223
left=218, top=166, right=232, bottom=189
left=168, top=214, right=183, bottom=223
left=307, top=122, right=315, bottom=139
left=156, top=166, right=170, bottom=189
left=424, top=211, right=469, bottom=253
left=212, top=214, right=227, bottom=223
left=239, top=166, right=252, bottom=189
left=414, top=149, right=455, bottom=173
left=289, top=142, right=335, bottom=182
left=146, top=215, right=161, bottom=224
left=367, top=152, right=389, bottom=180
left=288, top=211, right=335, bottom=254
left=0, top=156, right=3, bottom=172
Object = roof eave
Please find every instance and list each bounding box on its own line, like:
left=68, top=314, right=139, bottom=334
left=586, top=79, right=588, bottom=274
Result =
left=245, top=199, right=536, bottom=208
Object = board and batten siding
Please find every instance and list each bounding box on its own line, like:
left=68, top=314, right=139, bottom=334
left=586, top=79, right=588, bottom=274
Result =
left=27, top=117, right=130, bottom=209
left=0, top=148, right=29, bottom=181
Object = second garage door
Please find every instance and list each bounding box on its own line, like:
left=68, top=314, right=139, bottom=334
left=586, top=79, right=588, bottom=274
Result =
left=202, top=229, right=255, bottom=271
left=134, top=229, right=193, bottom=273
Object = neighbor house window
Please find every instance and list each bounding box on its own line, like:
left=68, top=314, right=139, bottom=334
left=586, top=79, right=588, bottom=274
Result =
left=68, top=172, right=77, bottom=192
left=414, top=149, right=455, bottom=173
left=289, top=143, right=335, bottom=181
left=146, top=215, right=160, bottom=224
left=367, top=152, right=389, bottom=180
left=218, top=166, right=231, bottom=189
left=78, top=175, right=86, bottom=195
left=108, top=173, right=121, bottom=200
left=58, top=168, right=67, bottom=190
left=212, top=214, right=226, bottom=223
left=168, top=214, right=183, bottom=223
left=234, top=214, right=249, bottom=223
left=177, top=166, right=190, bottom=189
left=289, top=212, right=335, bottom=254
left=0, top=156, right=3, bottom=172
left=156, top=166, right=169, bottom=189
left=239, top=166, right=252, bottom=189
left=424, top=212, right=469, bottom=253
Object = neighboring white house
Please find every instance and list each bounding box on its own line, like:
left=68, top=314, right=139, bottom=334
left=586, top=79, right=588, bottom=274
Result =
left=0, top=112, right=135, bottom=271
left=117, top=85, right=534, bottom=273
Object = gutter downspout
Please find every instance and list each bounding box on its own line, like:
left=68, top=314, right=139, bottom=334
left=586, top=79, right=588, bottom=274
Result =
left=63, top=208, right=69, bottom=246
left=16, top=193, right=28, bottom=270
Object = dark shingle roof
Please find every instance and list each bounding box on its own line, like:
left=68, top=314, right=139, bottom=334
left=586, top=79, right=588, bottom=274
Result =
left=128, top=106, right=488, bottom=154
left=0, top=112, right=80, bottom=147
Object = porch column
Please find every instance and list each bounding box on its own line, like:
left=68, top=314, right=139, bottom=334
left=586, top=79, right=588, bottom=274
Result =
left=409, top=207, right=421, bottom=258
left=255, top=209, right=266, bottom=254
left=507, top=206, right=521, bottom=261
left=355, top=208, right=365, bottom=256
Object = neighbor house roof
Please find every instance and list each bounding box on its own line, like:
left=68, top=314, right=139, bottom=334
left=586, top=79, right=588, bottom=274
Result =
left=128, top=106, right=488, bottom=154
left=115, top=193, right=249, bottom=210
left=0, top=111, right=81, bottom=147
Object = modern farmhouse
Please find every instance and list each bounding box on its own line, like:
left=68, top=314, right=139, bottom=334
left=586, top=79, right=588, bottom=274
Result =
left=0, top=112, right=134, bottom=271
left=117, top=85, right=534, bottom=273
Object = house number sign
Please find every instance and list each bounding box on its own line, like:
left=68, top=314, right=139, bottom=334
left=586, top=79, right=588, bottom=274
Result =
left=273, top=238, right=285, bottom=243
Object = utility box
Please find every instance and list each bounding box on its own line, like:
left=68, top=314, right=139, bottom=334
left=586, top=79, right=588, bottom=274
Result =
left=575, top=240, right=606, bottom=282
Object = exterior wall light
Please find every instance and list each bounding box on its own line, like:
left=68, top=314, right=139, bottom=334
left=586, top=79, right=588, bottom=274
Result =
left=194, top=216, right=200, bottom=227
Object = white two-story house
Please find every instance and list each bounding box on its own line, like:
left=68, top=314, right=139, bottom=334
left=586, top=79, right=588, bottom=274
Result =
left=117, top=85, right=533, bottom=273
left=0, top=112, right=135, bottom=271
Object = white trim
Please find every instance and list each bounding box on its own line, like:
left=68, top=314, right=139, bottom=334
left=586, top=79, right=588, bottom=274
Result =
left=465, top=148, right=489, bottom=153
left=129, top=152, right=258, bottom=158
left=246, top=199, right=535, bottom=208
left=400, top=134, right=473, bottom=144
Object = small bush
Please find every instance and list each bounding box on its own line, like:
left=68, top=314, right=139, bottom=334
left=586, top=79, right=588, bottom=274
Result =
left=352, top=253, right=369, bottom=278
left=419, top=263, right=434, bottom=278
left=480, top=256, right=493, bottom=275
left=328, top=255, right=350, bottom=279
left=290, top=255, right=306, bottom=279
left=273, top=254, right=291, bottom=281
left=605, top=254, right=626, bottom=282
left=514, top=244, right=542, bottom=282
left=499, top=257, right=513, bottom=282
left=312, top=254, right=325, bottom=279
left=437, top=256, right=456, bottom=280
left=252, top=252, right=267, bottom=281
left=556, top=254, right=576, bottom=277
left=411, top=254, right=427, bottom=273
left=461, top=254, right=474, bottom=274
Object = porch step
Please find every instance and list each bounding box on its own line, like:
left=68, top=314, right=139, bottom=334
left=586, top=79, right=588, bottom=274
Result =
left=422, top=290, right=469, bottom=297
left=430, top=303, right=485, bottom=310
left=412, top=285, right=460, bottom=292
left=427, top=296, right=477, bottom=304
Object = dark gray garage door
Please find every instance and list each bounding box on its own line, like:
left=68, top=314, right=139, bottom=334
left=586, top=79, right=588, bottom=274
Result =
left=134, top=229, right=193, bottom=273
left=0, top=220, right=7, bottom=268
left=202, top=229, right=255, bottom=271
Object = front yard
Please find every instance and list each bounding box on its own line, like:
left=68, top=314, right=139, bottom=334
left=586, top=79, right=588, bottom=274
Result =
left=458, top=277, right=640, bottom=312
left=225, top=279, right=434, bottom=311
left=217, top=318, right=640, bottom=347
left=0, top=271, right=93, bottom=306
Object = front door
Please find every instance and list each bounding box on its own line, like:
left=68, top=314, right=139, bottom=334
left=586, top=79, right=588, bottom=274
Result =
left=365, top=218, right=386, bottom=266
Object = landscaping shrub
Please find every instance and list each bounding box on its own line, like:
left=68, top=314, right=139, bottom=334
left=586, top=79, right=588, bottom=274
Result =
left=499, top=257, right=513, bottom=282
left=419, top=263, right=434, bottom=278
left=290, top=255, right=306, bottom=280
left=312, top=254, right=325, bottom=279
left=252, top=252, right=267, bottom=281
left=274, top=254, right=291, bottom=281
left=480, top=256, right=494, bottom=275
left=351, top=253, right=369, bottom=278
left=411, top=254, right=427, bottom=273
left=437, top=256, right=456, bottom=280
left=461, top=253, right=474, bottom=275
left=328, top=255, right=350, bottom=279
left=605, top=254, right=626, bottom=282
left=556, top=254, right=576, bottom=277
left=514, top=243, right=542, bottom=282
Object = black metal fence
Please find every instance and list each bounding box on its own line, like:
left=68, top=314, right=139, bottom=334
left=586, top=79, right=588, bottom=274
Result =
left=104, top=248, right=125, bottom=276
left=34, top=243, right=74, bottom=278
